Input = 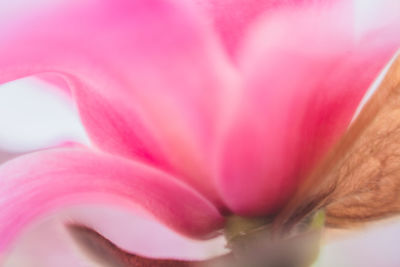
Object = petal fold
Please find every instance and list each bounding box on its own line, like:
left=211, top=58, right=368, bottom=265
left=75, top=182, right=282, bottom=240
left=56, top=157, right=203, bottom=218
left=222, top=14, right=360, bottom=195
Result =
left=0, top=148, right=224, bottom=256
left=0, top=0, right=237, bottom=206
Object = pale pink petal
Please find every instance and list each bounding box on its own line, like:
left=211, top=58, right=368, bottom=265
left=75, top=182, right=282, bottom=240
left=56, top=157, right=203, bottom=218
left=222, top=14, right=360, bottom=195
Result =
left=64, top=205, right=227, bottom=260
left=217, top=2, right=400, bottom=215
left=0, top=147, right=224, bottom=258
left=4, top=205, right=227, bottom=267
left=4, top=219, right=87, bottom=267
left=196, top=0, right=336, bottom=57
left=0, top=0, right=237, bottom=207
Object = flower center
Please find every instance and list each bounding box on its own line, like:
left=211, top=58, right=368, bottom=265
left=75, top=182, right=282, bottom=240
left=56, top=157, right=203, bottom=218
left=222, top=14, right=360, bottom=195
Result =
left=224, top=211, right=325, bottom=267
left=225, top=215, right=273, bottom=245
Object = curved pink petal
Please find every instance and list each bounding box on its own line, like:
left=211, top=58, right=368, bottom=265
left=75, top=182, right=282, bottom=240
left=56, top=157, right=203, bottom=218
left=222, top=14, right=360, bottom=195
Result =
left=0, top=0, right=237, bottom=207
left=217, top=2, right=400, bottom=215
left=4, top=206, right=226, bottom=267
left=196, top=0, right=336, bottom=57
left=0, top=147, right=224, bottom=257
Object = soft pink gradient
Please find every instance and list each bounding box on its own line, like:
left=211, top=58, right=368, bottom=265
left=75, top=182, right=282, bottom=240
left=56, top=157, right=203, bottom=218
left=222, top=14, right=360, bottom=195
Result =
left=0, top=150, right=18, bottom=164
left=0, top=0, right=399, bottom=263
left=195, top=0, right=338, bottom=57
left=217, top=1, right=400, bottom=215
left=0, top=148, right=224, bottom=250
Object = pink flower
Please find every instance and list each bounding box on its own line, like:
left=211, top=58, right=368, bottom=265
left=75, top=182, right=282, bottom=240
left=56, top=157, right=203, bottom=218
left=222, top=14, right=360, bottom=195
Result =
left=0, top=0, right=399, bottom=265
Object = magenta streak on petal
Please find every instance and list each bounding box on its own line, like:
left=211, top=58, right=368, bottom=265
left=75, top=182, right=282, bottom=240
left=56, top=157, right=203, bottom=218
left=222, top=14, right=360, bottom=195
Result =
left=217, top=2, right=400, bottom=215
left=196, top=0, right=338, bottom=57
left=0, top=148, right=224, bottom=256
left=0, top=0, right=238, bottom=209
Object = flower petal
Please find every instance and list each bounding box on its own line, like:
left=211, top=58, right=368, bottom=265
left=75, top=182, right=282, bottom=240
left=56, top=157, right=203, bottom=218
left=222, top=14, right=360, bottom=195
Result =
left=217, top=1, right=400, bottom=215
left=0, top=0, right=237, bottom=207
left=67, top=225, right=230, bottom=267
left=196, top=0, right=336, bottom=57
left=0, top=147, right=224, bottom=257
left=4, top=205, right=227, bottom=267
